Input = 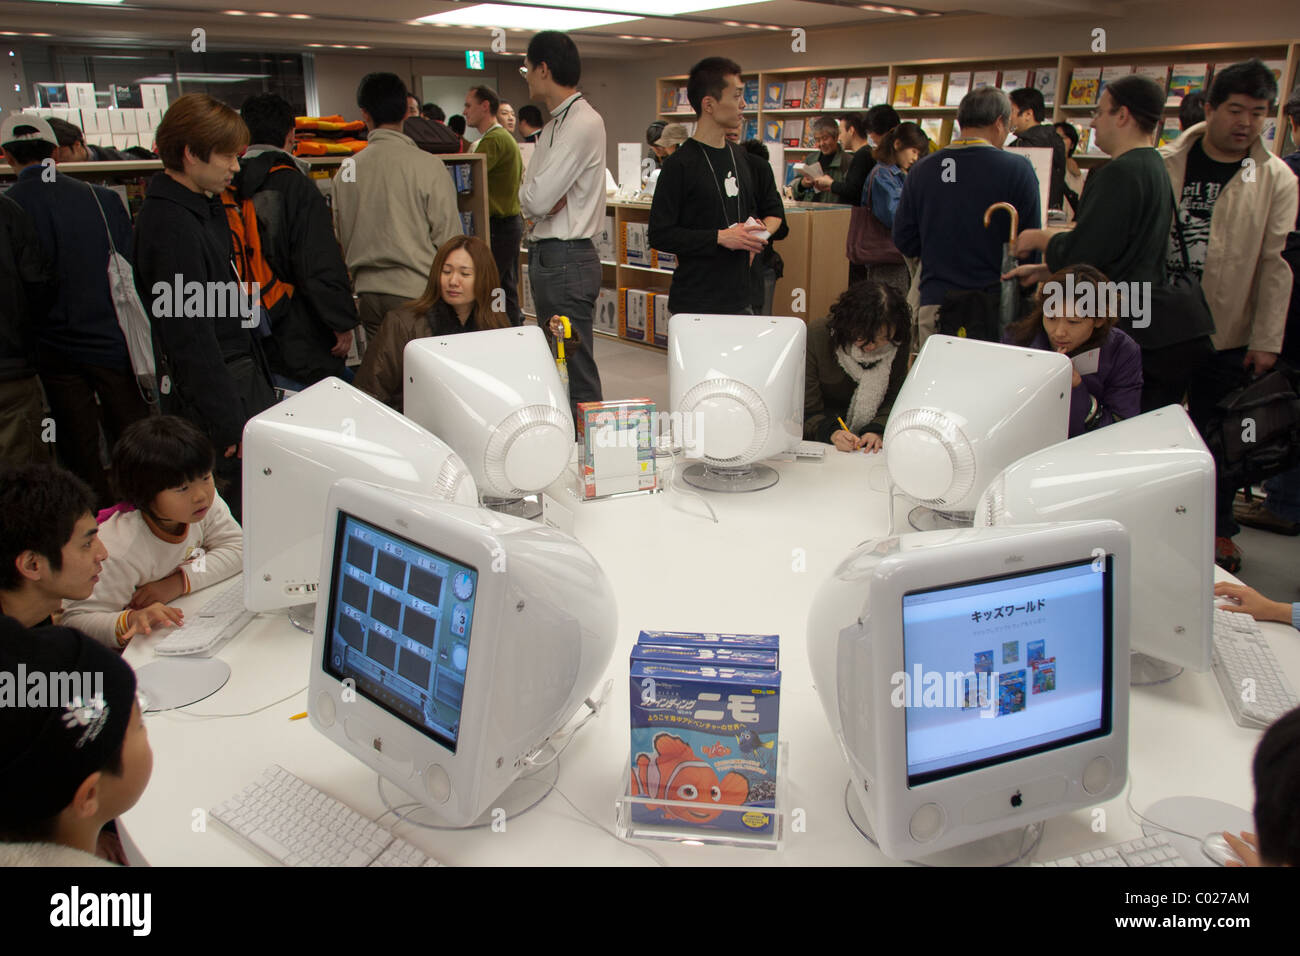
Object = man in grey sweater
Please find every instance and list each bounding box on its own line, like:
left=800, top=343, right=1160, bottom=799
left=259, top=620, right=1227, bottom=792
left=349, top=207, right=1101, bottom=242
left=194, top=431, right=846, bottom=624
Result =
left=333, top=73, right=463, bottom=340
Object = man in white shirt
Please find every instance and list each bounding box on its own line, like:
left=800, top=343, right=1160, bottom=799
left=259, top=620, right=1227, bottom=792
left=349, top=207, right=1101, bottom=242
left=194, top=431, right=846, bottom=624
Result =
left=333, top=73, right=463, bottom=340
left=519, top=30, right=606, bottom=411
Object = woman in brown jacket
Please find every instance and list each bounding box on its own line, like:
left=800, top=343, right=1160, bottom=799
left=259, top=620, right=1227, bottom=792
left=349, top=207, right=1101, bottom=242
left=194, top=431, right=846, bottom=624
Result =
left=803, top=279, right=911, bottom=453
left=354, top=234, right=508, bottom=410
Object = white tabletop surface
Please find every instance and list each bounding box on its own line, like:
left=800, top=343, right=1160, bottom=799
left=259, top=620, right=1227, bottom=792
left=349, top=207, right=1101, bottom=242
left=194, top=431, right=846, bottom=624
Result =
left=119, top=449, right=1300, bottom=866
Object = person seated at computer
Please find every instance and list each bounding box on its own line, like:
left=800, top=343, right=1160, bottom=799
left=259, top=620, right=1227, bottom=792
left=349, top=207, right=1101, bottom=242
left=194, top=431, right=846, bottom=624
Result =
left=0, top=620, right=153, bottom=866
left=355, top=235, right=509, bottom=411
left=803, top=279, right=911, bottom=454
left=1004, top=264, right=1142, bottom=437
left=0, top=463, right=106, bottom=629
left=1219, top=705, right=1300, bottom=867
left=1214, top=581, right=1300, bottom=630
left=61, top=416, right=242, bottom=649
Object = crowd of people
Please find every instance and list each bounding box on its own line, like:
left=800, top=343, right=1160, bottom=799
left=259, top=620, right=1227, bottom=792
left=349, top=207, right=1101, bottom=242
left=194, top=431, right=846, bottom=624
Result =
left=0, top=27, right=1299, bottom=868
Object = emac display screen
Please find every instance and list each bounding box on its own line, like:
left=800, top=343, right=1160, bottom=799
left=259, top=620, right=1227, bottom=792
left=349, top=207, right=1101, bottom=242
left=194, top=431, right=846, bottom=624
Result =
left=324, top=512, right=478, bottom=753
left=900, top=558, right=1113, bottom=787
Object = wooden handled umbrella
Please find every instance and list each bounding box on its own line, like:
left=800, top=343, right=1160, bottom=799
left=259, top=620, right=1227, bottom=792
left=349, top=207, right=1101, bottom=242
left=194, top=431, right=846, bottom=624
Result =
left=984, top=201, right=1020, bottom=335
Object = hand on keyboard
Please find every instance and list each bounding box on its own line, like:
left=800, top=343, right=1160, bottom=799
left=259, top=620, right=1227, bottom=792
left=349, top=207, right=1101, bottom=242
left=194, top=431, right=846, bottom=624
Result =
left=121, top=602, right=184, bottom=643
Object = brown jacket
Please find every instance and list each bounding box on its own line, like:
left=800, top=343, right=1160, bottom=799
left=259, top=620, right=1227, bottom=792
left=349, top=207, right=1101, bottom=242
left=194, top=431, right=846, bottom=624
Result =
left=803, top=312, right=910, bottom=442
left=354, top=300, right=480, bottom=411
left=1160, top=124, right=1298, bottom=353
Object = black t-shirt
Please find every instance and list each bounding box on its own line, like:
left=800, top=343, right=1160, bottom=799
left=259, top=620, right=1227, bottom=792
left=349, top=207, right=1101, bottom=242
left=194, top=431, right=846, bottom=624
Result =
left=1168, top=138, right=1241, bottom=278
left=696, top=140, right=743, bottom=228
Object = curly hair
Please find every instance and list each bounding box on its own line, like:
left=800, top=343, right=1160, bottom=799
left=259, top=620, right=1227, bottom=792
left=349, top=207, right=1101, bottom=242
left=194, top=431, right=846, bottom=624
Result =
left=827, top=279, right=911, bottom=353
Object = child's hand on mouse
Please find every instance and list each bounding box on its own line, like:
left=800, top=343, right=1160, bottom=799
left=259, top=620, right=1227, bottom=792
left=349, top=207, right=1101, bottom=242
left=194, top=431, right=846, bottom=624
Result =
left=129, top=569, right=186, bottom=609
left=1222, top=830, right=1260, bottom=867
left=121, top=602, right=185, bottom=644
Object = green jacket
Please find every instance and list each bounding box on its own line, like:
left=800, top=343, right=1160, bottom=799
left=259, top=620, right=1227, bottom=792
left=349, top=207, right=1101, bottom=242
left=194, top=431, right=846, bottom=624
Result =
left=803, top=313, right=910, bottom=442
left=793, top=146, right=847, bottom=203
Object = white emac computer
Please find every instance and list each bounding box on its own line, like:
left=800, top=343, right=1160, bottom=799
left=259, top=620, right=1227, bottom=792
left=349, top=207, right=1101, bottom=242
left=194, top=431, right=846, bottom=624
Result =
left=883, top=335, right=1071, bottom=527
left=807, top=520, right=1130, bottom=863
left=308, top=478, right=618, bottom=827
left=403, top=326, right=574, bottom=516
left=976, top=405, right=1215, bottom=678
left=668, top=314, right=805, bottom=492
left=242, top=378, right=478, bottom=617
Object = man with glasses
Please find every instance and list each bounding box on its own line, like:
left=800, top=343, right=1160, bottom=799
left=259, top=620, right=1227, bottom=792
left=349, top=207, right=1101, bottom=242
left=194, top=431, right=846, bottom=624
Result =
left=518, top=30, right=607, bottom=415
left=1159, top=58, right=1298, bottom=573
left=793, top=116, right=846, bottom=203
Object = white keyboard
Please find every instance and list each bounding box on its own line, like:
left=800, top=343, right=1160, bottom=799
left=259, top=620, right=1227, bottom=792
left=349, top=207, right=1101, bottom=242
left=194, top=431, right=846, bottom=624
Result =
left=154, top=580, right=256, bottom=657
left=1212, top=608, right=1299, bottom=729
left=211, top=765, right=441, bottom=867
left=1033, top=832, right=1189, bottom=867
left=791, top=441, right=827, bottom=460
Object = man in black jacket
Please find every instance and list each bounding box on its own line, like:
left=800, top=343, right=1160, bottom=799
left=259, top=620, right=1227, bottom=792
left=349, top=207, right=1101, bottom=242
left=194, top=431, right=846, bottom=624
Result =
left=131, top=93, right=275, bottom=522
left=0, top=193, right=56, bottom=466
left=238, top=94, right=359, bottom=389
left=649, top=57, right=785, bottom=316
left=1008, top=88, right=1066, bottom=212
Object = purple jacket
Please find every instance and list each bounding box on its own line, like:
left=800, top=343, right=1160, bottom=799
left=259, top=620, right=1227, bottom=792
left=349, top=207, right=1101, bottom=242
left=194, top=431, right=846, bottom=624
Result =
left=1024, top=326, right=1143, bottom=437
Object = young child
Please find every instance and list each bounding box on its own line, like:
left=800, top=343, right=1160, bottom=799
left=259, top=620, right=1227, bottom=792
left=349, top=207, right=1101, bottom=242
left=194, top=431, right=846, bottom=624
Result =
left=60, top=415, right=243, bottom=648
left=0, top=618, right=153, bottom=865
left=1223, top=705, right=1300, bottom=867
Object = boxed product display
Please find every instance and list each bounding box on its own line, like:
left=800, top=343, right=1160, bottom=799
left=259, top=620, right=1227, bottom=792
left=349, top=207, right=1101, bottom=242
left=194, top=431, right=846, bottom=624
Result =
left=630, top=644, right=779, bottom=669
left=629, top=659, right=781, bottom=834
left=637, top=630, right=780, bottom=667
left=621, top=221, right=650, bottom=266
left=595, top=215, right=616, bottom=262
left=594, top=287, right=618, bottom=336
left=651, top=293, right=671, bottom=348
left=577, top=399, right=657, bottom=499
left=619, top=288, right=649, bottom=342
left=520, top=264, right=535, bottom=316
left=650, top=248, right=677, bottom=272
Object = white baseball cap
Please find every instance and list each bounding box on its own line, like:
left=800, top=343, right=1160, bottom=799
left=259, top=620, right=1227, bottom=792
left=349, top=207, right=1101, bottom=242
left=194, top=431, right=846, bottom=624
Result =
left=0, top=111, right=58, bottom=148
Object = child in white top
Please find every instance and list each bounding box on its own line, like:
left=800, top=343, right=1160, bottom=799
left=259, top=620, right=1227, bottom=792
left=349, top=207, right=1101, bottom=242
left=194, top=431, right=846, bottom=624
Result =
left=61, top=416, right=243, bottom=648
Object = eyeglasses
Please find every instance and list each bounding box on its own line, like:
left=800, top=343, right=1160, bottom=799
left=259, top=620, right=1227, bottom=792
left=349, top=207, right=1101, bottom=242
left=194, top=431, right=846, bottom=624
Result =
left=519, top=65, right=528, bottom=78
left=1090, top=106, right=1117, bottom=119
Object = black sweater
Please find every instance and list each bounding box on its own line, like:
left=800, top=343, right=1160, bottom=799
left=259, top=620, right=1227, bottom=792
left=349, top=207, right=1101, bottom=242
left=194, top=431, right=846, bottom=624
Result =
left=648, top=139, right=786, bottom=314
left=132, top=173, right=261, bottom=448
left=0, top=196, right=55, bottom=382
left=235, top=149, right=359, bottom=385
left=828, top=146, right=876, bottom=207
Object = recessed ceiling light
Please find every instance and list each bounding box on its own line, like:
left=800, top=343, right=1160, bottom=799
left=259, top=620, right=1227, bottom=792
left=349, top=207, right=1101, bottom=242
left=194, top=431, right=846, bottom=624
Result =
left=288, top=13, right=312, bottom=19
left=222, top=9, right=248, bottom=14
left=512, top=0, right=764, bottom=14
left=256, top=11, right=280, bottom=17
left=419, top=3, right=638, bottom=30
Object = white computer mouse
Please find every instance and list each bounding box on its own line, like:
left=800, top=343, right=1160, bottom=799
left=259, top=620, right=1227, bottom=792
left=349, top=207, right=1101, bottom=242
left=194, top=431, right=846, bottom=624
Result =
left=1200, top=832, right=1243, bottom=867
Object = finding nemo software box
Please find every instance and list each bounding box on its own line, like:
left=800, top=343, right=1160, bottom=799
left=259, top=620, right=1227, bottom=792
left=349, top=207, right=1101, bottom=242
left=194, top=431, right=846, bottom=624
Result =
left=628, top=653, right=781, bottom=834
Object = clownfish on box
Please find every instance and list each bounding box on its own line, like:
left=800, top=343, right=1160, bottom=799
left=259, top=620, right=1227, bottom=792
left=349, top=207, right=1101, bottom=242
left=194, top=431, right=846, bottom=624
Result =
left=628, top=654, right=780, bottom=834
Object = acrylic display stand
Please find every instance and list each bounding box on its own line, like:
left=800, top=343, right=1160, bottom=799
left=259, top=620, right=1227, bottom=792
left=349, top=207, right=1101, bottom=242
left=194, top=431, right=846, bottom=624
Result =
left=614, top=742, right=788, bottom=850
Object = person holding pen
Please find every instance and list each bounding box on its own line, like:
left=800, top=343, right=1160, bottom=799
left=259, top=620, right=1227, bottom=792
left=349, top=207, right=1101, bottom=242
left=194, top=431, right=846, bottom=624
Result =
left=804, top=280, right=910, bottom=453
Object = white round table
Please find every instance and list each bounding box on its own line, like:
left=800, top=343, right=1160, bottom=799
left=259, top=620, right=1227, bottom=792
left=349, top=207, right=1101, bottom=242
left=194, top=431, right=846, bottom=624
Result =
left=119, top=449, right=1298, bottom=866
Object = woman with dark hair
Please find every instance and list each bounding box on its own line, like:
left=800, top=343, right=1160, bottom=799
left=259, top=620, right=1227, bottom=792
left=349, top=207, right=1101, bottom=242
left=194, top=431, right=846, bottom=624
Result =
left=804, top=280, right=911, bottom=453
left=853, top=121, right=928, bottom=294
left=1004, top=264, right=1142, bottom=437
left=1052, top=120, right=1084, bottom=219
left=355, top=235, right=507, bottom=410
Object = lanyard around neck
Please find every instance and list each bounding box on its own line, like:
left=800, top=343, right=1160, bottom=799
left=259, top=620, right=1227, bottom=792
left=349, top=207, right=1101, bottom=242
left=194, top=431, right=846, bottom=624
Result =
left=696, top=139, right=740, bottom=229
left=548, top=94, right=582, bottom=148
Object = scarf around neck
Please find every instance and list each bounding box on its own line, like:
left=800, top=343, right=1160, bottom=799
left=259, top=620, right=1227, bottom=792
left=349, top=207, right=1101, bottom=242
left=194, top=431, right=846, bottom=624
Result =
left=835, top=342, right=897, bottom=432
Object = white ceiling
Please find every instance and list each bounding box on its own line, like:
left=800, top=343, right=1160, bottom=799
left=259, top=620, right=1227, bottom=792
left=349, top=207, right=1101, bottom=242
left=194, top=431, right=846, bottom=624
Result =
left=0, top=0, right=1151, bottom=56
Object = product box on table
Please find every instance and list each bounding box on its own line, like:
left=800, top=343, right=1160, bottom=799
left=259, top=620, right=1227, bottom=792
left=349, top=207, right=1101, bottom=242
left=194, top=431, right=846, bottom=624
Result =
left=629, top=660, right=781, bottom=833
left=576, top=399, right=657, bottom=499
left=630, top=643, right=779, bottom=670
left=636, top=630, right=780, bottom=667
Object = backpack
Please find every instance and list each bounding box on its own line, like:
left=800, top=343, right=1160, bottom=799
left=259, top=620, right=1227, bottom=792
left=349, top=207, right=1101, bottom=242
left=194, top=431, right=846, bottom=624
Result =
left=1203, top=364, right=1300, bottom=489
left=221, top=167, right=297, bottom=326
left=403, top=116, right=463, bottom=155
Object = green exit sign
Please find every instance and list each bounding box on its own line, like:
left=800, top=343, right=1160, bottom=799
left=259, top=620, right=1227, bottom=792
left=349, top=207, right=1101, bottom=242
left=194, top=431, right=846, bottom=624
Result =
left=465, top=50, right=485, bottom=70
